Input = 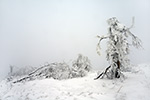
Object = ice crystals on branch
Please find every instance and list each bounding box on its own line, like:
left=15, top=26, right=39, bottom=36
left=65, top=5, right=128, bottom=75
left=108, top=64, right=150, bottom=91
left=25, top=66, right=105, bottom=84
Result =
left=95, top=17, right=142, bottom=79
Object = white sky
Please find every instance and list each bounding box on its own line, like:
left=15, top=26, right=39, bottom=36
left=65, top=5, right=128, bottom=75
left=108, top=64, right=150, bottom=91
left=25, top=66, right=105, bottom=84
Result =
left=0, top=0, right=150, bottom=79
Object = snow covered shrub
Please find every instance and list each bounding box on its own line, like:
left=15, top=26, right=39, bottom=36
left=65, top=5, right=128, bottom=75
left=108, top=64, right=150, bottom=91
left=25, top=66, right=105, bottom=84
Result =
left=71, top=54, right=91, bottom=78
left=7, top=65, right=36, bottom=81
left=34, top=62, right=71, bottom=80
left=13, top=62, right=71, bottom=83
left=12, top=54, right=92, bottom=83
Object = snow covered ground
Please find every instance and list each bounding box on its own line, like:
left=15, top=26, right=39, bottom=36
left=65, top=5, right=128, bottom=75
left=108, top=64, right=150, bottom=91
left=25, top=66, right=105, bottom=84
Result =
left=0, top=64, right=150, bottom=100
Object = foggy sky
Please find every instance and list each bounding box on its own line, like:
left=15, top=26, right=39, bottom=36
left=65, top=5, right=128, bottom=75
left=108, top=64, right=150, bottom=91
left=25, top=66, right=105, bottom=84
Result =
left=0, top=0, right=150, bottom=79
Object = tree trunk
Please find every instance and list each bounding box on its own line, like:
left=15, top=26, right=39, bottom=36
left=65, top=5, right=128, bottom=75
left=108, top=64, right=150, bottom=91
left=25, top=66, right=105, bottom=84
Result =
left=114, top=60, right=120, bottom=78
left=94, top=60, right=121, bottom=80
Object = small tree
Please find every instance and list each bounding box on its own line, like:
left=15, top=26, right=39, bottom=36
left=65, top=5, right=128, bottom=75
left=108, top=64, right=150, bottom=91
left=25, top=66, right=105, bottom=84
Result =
left=71, top=54, right=91, bottom=78
left=95, top=17, right=142, bottom=79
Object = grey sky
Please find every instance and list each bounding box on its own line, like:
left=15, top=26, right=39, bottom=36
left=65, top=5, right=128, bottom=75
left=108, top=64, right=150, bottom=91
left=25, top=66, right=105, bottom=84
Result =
left=0, top=0, right=150, bottom=79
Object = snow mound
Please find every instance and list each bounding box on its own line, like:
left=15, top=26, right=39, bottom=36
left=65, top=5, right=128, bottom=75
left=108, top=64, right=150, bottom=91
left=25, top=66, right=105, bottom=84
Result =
left=0, top=64, right=150, bottom=100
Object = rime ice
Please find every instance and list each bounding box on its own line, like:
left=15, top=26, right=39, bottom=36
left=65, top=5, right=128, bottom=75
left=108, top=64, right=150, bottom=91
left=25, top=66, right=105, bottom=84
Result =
left=95, top=17, right=142, bottom=79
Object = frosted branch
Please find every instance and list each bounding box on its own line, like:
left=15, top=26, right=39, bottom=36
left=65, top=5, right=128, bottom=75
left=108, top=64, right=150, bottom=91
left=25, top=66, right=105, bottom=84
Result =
left=96, top=35, right=109, bottom=55
left=128, top=31, right=142, bottom=48
left=128, top=17, right=135, bottom=29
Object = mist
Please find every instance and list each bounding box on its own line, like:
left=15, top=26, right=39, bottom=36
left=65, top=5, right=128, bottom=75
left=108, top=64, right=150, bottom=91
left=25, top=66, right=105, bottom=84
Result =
left=0, top=0, right=150, bottom=79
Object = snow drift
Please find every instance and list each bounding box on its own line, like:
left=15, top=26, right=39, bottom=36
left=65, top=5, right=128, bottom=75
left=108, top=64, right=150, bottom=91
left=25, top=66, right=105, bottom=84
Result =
left=0, top=64, right=150, bottom=100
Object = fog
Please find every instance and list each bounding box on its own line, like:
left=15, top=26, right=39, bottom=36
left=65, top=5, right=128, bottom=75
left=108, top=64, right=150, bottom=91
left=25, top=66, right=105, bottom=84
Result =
left=0, top=0, right=150, bottom=79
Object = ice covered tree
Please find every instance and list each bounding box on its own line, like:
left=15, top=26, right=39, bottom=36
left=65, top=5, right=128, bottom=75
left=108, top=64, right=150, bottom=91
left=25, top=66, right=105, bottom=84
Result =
left=95, top=17, right=142, bottom=79
left=12, top=54, right=92, bottom=83
left=13, top=62, right=71, bottom=83
left=71, top=54, right=91, bottom=78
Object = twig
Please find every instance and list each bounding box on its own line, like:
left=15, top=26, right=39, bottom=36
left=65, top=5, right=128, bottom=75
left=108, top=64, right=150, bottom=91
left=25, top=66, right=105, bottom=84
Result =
left=117, top=86, right=123, bottom=93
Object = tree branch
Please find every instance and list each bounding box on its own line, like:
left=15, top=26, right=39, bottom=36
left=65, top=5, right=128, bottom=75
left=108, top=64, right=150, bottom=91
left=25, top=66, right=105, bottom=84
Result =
left=128, top=17, right=135, bottom=30
left=96, top=35, right=109, bottom=55
left=127, top=31, right=142, bottom=48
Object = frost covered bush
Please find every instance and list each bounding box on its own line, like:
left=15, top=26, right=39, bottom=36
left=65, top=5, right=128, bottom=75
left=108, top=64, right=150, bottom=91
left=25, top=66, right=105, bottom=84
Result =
left=12, top=54, right=92, bottom=83
left=13, top=62, right=71, bottom=83
left=29, top=62, right=71, bottom=80
left=7, top=65, right=37, bottom=81
left=71, top=54, right=91, bottom=78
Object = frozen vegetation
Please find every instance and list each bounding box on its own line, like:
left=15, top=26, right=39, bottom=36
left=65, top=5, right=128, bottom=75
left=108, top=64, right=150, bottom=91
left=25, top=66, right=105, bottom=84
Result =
left=0, top=18, right=147, bottom=100
left=0, top=64, right=150, bottom=100
left=95, top=17, right=142, bottom=79
left=6, top=54, right=91, bottom=83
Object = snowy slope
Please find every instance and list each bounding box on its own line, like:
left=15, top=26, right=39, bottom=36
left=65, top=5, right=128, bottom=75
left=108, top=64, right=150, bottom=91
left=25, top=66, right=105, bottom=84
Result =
left=0, top=64, right=150, bottom=100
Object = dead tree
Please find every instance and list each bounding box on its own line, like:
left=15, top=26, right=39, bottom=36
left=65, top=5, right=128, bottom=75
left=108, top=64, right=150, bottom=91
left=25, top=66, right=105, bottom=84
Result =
left=95, top=17, right=142, bottom=79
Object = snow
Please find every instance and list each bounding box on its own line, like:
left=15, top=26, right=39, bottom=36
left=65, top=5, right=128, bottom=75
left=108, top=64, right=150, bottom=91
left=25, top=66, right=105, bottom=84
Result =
left=0, top=64, right=150, bottom=100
